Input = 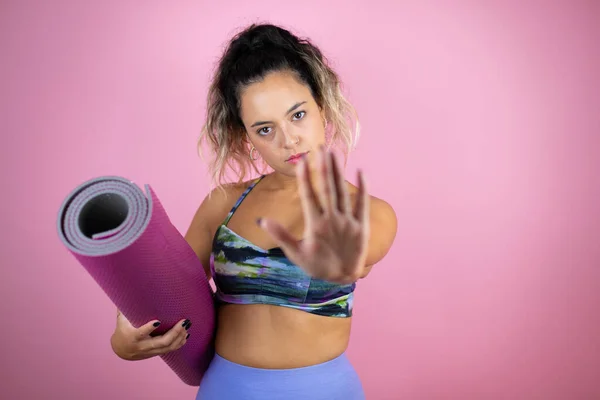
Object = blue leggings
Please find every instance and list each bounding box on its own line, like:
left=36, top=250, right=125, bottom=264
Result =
left=195, top=352, right=366, bottom=399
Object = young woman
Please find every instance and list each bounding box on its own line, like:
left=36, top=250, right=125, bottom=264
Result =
left=110, top=23, right=397, bottom=399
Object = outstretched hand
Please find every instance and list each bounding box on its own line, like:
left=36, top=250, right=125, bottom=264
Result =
left=258, top=146, right=370, bottom=284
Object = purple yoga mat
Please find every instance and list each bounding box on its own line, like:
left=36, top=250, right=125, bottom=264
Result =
left=56, top=176, right=215, bottom=386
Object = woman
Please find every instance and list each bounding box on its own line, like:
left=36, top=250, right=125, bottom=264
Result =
left=110, top=23, right=397, bottom=399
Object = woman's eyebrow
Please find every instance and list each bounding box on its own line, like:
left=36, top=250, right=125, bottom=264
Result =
left=250, top=101, right=307, bottom=127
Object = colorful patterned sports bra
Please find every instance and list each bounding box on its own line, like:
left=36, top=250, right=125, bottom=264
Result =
left=210, top=175, right=356, bottom=318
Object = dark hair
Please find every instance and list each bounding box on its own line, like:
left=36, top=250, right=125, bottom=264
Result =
left=198, top=23, right=359, bottom=188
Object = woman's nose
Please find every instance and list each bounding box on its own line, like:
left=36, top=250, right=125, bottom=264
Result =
left=281, top=125, right=300, bottom=147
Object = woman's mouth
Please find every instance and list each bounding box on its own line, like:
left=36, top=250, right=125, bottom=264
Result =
left=286, top=151, right=308, bottom=163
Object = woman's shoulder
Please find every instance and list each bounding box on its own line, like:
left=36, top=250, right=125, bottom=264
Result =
left=344, top=181, right=394, bottom=213
left=184, top=176, right=261, bottom=247
left=193, top=176, right=261, bottom=221
left=207, top=176, right=261, bottom=203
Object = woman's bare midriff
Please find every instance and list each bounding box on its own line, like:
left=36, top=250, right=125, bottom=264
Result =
left=214, top=303, right=352, bottom=369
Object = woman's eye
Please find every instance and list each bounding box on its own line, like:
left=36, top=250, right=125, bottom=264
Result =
left=292, top=111, right=306, bottom=120
left=258, top=127, right=272, bottom=135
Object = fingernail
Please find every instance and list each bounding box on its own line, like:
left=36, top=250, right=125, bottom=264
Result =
left=256, top=218, right=262, bottom=226
left=153, top=321, right=161, bottom=327
left=185, top=322, right=192, bottom=330
left=182, top=319, right=190, bottom=327
left=186, top=333, right=190, bottom=339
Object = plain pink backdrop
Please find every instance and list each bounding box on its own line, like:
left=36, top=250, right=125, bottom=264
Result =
left=1, top=1, right=599, bottom=399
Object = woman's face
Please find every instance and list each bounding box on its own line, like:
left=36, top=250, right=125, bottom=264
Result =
left=238, top=69, right=326, bottom=176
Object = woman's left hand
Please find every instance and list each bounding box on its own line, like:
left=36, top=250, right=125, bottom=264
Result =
left=258, top=146, right=370, bottom=284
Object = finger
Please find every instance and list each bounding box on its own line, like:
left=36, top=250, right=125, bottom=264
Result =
left=330, top=152, right=350, bottom=214
left=155, top=333, right=189, bottom=354
left=323, top=148, right=338, bottom=214
left=143, top=328, right=189, bottom=357
left=258, top=218, right=302, bottom=260
left=135, top=318, right=163, bottom=339
left=297, top=155, right=321, bottom=223
left=315, top=146, right=331, bottom=213
left=146, top=319, right=190, bottom=349
left=165, top=329, right=190, bottom=354
left=353, top=169, right=370, bottom=225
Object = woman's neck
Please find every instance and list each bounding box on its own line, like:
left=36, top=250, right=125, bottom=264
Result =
left=263, top=171, right=300, bottom=194
left=263, top=164, right=323, bottom=196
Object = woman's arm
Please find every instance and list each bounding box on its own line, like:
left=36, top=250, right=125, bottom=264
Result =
left=360, top=196, right=398, bottom=279
left=184, top=185, right=243, bottom=279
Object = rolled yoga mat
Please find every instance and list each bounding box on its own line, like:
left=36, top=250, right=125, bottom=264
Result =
left=56, top=176, right=215, bottom=386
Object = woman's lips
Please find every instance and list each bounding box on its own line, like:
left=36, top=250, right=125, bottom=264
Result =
left=286, top=151, right=308, bottom=163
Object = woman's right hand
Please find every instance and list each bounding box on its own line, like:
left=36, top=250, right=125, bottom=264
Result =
left=110, top=309, right=192, bottom=361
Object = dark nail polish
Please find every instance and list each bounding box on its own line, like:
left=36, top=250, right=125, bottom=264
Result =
left=182, top=319, right=190, bottom=327
left=153, top=321, right=161, bottom=327
left=185, top=322, right=192, bottom=330
left=186, top=333, right=190, bottom=339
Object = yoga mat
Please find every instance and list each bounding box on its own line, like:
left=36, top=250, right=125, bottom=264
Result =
left=56, top=176, right=215, bottom=386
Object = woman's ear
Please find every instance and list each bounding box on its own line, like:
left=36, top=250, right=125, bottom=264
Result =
left=242, top=131, right=252, bottom=145
left=320, top=108, right=328, bottom=127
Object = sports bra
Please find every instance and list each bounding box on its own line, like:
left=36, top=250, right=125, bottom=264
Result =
left=209, top=175, right=356, bottom=318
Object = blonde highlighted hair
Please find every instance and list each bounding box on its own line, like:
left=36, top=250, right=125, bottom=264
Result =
left=197, top=23, right=360, bottom=192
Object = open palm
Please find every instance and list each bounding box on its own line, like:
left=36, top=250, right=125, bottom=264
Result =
left=260, top=146, right=370, bottom=284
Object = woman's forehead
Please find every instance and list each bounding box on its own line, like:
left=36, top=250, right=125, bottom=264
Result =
left=239, top=72, right=314, bottom=119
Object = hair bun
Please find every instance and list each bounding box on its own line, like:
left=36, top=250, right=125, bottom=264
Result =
left=237, top=24, right=298, bottom=51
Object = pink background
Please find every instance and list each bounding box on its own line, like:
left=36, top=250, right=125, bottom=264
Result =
left=1, top=1, right=599, bottom=399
